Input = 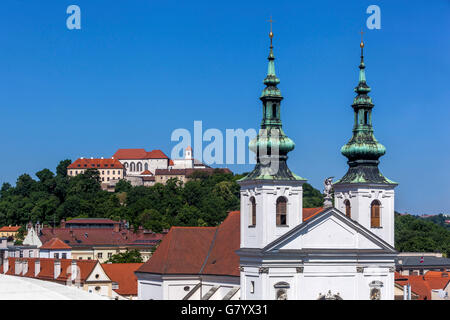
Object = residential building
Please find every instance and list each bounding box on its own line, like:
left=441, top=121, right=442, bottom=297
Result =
left=39, top=238, right=72, bottom=259
left=32, top=218, right=163, bottom=263
left=395, top=271, right=450, bottom=300
left=1, top=257, right=116, bottom=298
left=0, top=226, right=21, bottom=239
left=396, top=254, right=450, bottom=275
left=67, top=157, right=125, bottom=190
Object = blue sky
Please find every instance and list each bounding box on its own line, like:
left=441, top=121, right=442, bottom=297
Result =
left=0, top=1, right=448, bottom=214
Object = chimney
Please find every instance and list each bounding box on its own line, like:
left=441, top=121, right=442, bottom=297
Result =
left=22, top=259, right=28, bottom=276
left=15, top=259, right=22, bottom=275
left=35, top=259, right=40, bottom=277
left=60, top=219, right=66, bottom=228
left=3, top=258, right=8, bottom=274
left=70, top=260, right=78, bottom=285
left=54, top=259, right=61, bottom=279
left=113, top=223, right=120, bottom=233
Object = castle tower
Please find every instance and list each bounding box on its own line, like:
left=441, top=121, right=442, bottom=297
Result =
left=238, top=26, right=306, bottom=249
left=333, top=37, right=398, bottom=246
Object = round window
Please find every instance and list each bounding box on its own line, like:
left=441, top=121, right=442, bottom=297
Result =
left=184, top=286, right=190, bottom=291
left=95, top=286, right=101, bottom=291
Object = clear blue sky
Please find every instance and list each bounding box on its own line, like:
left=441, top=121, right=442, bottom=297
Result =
left=0, top=1, right=448, bottom=214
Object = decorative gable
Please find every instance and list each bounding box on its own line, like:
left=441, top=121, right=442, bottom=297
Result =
left=263, top=208, right=396, bottom=253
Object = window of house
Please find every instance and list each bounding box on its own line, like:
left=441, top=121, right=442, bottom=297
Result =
left=108, top=252, right=112, bottom=259
left=97, top=252, right=103, bottom=259
left=54, top=253, right=59, bottom=259
left=249, top=197, right=256, bottom=226
left=250, top=281, right=255, bottom=294
left=364, top=111, right=368, bottom=124
left=344, top=199, right=351, bottom=218
left=370, top=200, right=381, bottom=228
left=62, top=253, right=67, bottom=259
left=276, top=197, right=287, bottom=226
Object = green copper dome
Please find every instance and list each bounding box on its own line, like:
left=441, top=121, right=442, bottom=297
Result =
left=240, top=34, right=304, bottom=182
left=335, top=41, right=396, bottom=186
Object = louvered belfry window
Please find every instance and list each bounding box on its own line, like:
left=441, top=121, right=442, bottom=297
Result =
left=250, top=197, right=256, bottom=226
left=371, top=200, right=381, bottom=228
left=276, top=197, right=287, bottom=226
left=344, top=199, right=351, bottom=218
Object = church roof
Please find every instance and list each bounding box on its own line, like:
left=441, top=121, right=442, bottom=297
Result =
left=136, top=211, right=240, bottom=277
left=113, top=149, right=169, bottom=160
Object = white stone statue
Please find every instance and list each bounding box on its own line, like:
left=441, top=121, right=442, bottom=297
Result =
left=323, top=177, right=334, bottom=207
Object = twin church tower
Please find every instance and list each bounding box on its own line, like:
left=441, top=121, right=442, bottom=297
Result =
left=238, top=29, right=397, bottom=249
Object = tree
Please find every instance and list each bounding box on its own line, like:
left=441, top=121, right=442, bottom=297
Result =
left=56, top=159, right=72, bottom=177
left=106, top=249, right=143, bottom=263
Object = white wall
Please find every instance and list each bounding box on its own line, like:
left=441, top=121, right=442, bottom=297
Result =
left=334, top=184, right=396, bottom=246
left=239, top=180, right=305, bottom=249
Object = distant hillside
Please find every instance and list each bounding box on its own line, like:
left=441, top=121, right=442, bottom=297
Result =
left=419, top=214, right=450, bottom=230
left=395, top=213, right=450, bottom=257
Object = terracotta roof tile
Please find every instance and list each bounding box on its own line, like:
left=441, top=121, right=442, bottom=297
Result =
left=102, top=263, right=143, bottom=296
left=40, top=237, right=72, bottom=250
left=302, top=207, right=324, bottom=222
left=68, top=158, right=124, bottom=169
left=113, top=149, right=169, bottom=160
left=0, top=226, right=21, bottom=232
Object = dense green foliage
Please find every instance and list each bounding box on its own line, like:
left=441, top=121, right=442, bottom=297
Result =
left=0, top=161, right=324, bottom=233
left=106, top=249, right=143, bottom=263
left=395, top=213, right=450, bottom=257
left=2, top=160, right=448, bottom=257
left=420, top=214, right=450, bottom=230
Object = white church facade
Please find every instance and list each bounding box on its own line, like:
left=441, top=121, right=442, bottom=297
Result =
left=135, top=32, right=398, bottom=300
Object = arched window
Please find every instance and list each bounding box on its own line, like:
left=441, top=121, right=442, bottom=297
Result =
left=276, top=197, right=287, bottom=226
left=364, top=111, right=368, bottom=125
left=249, top=197, right=256, bottom=226
left=130, top=162, right=136, bottom=172
left=272, top=104, right=277, bottom=118
left=137, top=162, right=142, bottom=172
left=370, top=200, right=381, bottom=228
left=124, top=162, right=128, bottom=168
left=144, top=163, right=148, bottom=171
left=344, top=199, right=351, bottom=218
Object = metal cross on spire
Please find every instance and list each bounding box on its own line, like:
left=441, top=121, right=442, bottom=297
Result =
left=268, top=16, right=274, bottom=47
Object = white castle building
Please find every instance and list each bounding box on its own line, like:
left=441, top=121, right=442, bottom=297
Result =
left=135, top=33, right=398, bottom=300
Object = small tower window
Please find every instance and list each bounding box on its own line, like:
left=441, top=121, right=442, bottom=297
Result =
left=364, top=111, right=368, bottom=125
left=250, top=197, right=256, bottom=226
left=272, top=104, right=277, bottom=118
left=276, top=197, right=287, bottom=226
left=344, top=199, right=351, bottom=218
left=370, top=200, right=381, bottom=228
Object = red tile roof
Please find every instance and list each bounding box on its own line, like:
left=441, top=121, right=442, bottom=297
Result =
left=102, top=263, right=143, bottom=296
left=303, top=207, right=324, bottom=222
left=39, top=227, right=163, bottom=248
left=113, top=149, right=169, bottom=160
left=395, top=273, right=450, bottom=300
left=40, top=237, right=72, bottom=250
left=140, top=170, right=153, bottom=175
left=137, top=226, right=217, bottom=275
left=68, top=158, right=124, bottom=169
left=65, top=218, right=119, bottom=225
left=201, top=211, right=240, bottom=277
left=136, top=211, right=241, bottom=277
left=0, top=226, right=21, bottom=232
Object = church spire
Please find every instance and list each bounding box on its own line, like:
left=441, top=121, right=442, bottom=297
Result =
left=241, top=23, right=304, bottom=181
left=335, top=36, right=395, bottom=186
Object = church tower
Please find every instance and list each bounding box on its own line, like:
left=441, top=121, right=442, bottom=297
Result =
left=238, top=27, right=306, bottom=249
left=334, top=37, right=397, bottom=246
